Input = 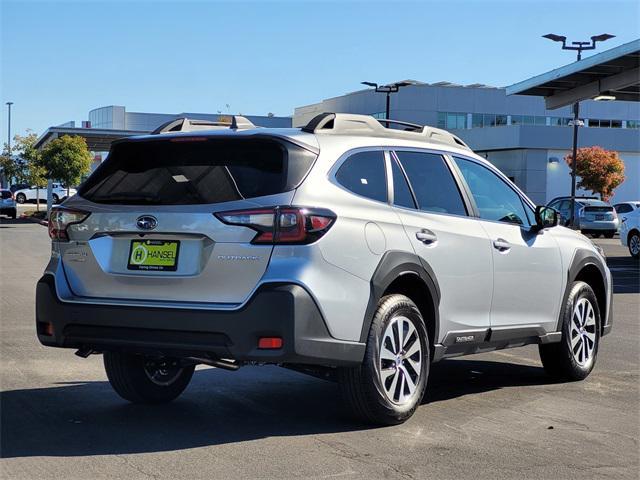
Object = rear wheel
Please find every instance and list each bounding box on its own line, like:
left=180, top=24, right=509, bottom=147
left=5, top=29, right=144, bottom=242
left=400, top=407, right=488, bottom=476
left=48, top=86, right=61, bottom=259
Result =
left=15, top=193, right=26, bottom=204
left=10, top=209, right=16, bottom=219
left=628, top=231, right=640, bottom=259
left=604, top=231, right=615, bottom=239
left=338, top=294, right=430, bottom=425
left=52, top=193, right=60, bottom=204
left=104, top=352, right=195, bottom=404
left=539, top=281, right=600, bottom=381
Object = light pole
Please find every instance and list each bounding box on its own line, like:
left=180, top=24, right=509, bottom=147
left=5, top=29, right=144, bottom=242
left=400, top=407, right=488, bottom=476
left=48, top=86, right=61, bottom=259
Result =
left=542, top=33, right=614, bottom=228
left=6, top=102, right=13, bottom=153
left=361, top=81, right=413, bottom=120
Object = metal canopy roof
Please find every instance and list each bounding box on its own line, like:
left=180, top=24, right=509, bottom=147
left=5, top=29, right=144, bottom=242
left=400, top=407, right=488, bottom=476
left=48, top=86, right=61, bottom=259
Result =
left=506, top=39, right=640, bottom=109
left=35, top=126, right=148, bottom=151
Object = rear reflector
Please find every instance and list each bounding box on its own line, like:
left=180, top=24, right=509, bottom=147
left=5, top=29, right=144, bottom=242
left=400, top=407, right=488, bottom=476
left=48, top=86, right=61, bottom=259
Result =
left=258, top=337, right=283, bottom=349
left=37, top=321, right=54, bottom=336
left=215, top=206, right=336, bottom=245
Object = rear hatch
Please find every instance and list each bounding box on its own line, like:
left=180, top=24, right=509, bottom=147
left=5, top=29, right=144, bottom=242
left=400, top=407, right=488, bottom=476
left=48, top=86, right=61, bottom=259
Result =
left=59, top=134, right=317, bottom=305
left=583, top=204, right=616, bottom=221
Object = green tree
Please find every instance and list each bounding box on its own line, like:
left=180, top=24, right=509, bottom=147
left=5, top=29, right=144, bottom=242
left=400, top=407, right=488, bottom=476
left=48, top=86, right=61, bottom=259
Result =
left=40, top=135, right=93, bottom=196
left=565, top=146, right=626, bottom=201
left=14, top=132, right=47, bottom=210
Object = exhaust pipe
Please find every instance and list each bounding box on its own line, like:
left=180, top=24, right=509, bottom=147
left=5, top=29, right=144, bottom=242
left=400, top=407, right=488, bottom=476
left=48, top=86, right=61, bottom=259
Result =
left=185, top=356, right=240, bottom=371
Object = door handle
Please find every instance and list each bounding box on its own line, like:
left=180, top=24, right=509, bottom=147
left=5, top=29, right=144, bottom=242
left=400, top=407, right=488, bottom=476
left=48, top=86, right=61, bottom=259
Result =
left=493, top=238, right=511, bottom=252
left=416, top=230, right=437, bottom=244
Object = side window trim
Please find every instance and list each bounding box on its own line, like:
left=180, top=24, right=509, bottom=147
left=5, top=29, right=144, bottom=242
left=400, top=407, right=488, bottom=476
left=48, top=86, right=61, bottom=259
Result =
left=451, top=154, right=534, bottom=229
left=389, top=151, right=418, bottom=209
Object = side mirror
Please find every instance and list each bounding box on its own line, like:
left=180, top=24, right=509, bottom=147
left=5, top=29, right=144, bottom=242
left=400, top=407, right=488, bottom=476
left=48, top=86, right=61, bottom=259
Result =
left=534, top=206, right=559, bottom=231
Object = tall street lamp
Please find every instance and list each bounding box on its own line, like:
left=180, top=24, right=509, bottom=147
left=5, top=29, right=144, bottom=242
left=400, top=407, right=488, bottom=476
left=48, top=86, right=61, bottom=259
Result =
left=6, top=102, right=13, bottom=153
left=361, top=81, right=413, bottom=120
left=542, top=33, right=614, bottom=228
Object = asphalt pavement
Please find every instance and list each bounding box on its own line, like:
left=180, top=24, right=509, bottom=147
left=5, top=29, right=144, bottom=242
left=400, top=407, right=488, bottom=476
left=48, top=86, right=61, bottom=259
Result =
left=1, top=218, right=638, bottom=479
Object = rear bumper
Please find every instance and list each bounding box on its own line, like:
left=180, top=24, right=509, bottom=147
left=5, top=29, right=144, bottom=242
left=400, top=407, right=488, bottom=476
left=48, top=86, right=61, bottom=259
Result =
left=579, top=219, right=618, bottom=231
left=36, top=274, right=365, bottom=366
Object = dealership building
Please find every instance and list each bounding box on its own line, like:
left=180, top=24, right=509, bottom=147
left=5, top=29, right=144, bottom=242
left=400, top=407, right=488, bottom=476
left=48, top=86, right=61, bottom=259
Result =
left=294, top=41, right=639, bottom=204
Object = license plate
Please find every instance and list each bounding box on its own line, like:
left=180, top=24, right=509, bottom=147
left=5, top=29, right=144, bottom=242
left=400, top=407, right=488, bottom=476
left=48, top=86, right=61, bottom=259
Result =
left=127, top=240, right=180, bottom=271
left=595, top=214, right=605, bottom=220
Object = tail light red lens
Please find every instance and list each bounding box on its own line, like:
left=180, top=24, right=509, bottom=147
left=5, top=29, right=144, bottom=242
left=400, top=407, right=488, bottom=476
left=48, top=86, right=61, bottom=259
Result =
left=215, top=207, right=336, bottom=245
left=48, top=208, right=90, bottom=241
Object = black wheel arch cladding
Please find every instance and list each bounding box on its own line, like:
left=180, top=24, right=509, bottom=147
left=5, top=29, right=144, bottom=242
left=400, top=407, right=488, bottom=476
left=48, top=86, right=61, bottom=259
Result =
left=360, top=251, right=441, bottom=344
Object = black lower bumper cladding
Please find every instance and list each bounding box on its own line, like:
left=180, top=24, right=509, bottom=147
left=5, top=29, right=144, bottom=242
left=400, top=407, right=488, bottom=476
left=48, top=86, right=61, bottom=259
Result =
left=36, top=275, right=365, bottom=366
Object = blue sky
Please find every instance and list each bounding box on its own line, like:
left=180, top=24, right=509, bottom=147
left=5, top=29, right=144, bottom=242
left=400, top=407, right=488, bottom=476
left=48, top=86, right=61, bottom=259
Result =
left=1, top=0, right=638, bottom=142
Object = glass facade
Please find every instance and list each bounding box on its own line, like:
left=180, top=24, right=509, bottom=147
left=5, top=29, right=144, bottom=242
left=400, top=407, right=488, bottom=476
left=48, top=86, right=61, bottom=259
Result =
left=437, top=112, right=466, bottom=130
left=437, top=111, right=639, bottom=130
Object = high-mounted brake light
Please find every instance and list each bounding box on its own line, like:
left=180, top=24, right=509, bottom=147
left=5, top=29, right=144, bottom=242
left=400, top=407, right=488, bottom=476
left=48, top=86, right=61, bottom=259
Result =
left=215, top=207, right=336, bottom=245
left=48, top=208, right=90, bottom=241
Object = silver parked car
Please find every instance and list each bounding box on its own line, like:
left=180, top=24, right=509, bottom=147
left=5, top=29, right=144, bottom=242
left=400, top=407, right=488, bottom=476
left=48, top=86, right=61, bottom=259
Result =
left=36, top=114, right=613, bottom=425
left=0, top=189, right=17, bottom=218
left=548, top=196, right=619, bottom=238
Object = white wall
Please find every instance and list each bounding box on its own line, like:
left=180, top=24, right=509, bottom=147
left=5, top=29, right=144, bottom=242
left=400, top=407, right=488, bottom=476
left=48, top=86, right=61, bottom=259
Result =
left=546, top=150, right=640, bottom=203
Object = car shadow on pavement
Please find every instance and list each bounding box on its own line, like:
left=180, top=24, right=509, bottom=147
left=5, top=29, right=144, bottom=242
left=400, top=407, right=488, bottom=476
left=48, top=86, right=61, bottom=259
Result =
left=606, top=255, right=640, bottom=294
left=1, top=359, right=555, bottom=459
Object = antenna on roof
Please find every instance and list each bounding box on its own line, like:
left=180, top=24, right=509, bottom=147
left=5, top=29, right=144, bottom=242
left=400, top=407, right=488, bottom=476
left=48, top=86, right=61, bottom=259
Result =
left=152, top=116, right=257, bottom=134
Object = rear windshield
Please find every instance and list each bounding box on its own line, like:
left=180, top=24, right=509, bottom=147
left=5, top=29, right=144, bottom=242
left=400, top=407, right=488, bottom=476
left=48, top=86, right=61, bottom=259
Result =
left=1, top=191, right=12, bottom=199
left=578, top=200, right=608, bottom=207
left=79, top=137, right=317, bottom=205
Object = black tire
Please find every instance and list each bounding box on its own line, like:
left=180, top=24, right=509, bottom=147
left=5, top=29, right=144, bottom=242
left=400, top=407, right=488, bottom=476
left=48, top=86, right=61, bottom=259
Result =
left=104, top=352, right=195, bottom=404
left=337, top=294, right=430, bottom=425
left=539, top=281, right=600, bottom=381
left=604, top=231, right=615, bottom=239
left=10, top=209, right=16, bottom=219
left=52, top=193, right=60, bottom=204
left=628, top=231, right=640, bottom=259
left=15, top=193, right=26, bottom=204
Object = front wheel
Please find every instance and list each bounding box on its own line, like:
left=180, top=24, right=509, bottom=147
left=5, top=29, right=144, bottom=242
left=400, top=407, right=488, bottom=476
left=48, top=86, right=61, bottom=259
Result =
left=104, top=352, right=195, bottom=404
left=52, top=193, right=60, bottom=204
left=628, top=231, right=640, bottom=259
left=604, top=231, right=615, bottom=239
left=338, top=294, right=430, bottom=425
left=539, top=281, right=600, bottom=381
left=15, top=193, right=26, bottom=204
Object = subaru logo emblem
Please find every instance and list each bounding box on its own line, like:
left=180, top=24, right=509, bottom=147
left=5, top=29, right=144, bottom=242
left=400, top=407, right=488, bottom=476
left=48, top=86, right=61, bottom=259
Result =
left=136, top=215, right=157, bottom=231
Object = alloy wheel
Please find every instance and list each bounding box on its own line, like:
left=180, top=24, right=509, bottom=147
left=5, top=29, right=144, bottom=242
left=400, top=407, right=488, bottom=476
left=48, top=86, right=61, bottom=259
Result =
left=378, top=315, right=422, bottom=405
left=570, top=298, right=597, bottom=366
left=630, top=234, right=640, bottom=256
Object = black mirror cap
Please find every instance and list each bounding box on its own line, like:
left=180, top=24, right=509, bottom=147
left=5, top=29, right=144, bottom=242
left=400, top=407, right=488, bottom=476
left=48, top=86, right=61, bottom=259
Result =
left=534, top=205, right=559, bottom=231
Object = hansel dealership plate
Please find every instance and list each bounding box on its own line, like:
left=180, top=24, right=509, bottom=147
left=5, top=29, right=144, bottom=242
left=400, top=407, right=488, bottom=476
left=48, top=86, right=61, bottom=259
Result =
left=127, top=240, right=180, bottom=271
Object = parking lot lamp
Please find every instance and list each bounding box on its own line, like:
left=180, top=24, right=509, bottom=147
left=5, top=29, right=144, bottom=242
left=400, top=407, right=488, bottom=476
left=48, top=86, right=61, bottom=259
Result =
left=542, top=34, right=614, bottom=227
left=361, top=81, right=413, bottom=120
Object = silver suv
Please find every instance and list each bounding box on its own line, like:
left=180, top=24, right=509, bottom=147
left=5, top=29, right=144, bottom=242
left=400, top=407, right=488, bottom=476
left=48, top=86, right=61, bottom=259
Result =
left=37, top=114, right=613, bottom=425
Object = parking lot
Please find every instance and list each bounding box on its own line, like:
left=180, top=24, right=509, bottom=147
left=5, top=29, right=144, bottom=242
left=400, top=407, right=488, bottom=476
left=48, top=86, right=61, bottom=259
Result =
left=1, top=218, right=638, bottom=479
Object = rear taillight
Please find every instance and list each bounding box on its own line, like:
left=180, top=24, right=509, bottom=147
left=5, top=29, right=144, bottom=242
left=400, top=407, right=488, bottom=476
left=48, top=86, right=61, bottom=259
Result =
left=215, top=207, right=336, bottom=245
left=48, top=208, right=90, bottom=241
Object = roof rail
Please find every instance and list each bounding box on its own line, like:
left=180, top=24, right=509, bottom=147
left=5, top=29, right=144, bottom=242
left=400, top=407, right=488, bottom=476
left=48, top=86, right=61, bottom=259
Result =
left=152, top=116, right=257, bottom=134
left=301, top=113, right=471, bottom=150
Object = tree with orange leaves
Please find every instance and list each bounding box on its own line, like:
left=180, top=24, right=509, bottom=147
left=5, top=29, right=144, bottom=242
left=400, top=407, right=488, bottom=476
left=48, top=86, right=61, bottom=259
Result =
left=565, top=146, right=625, bottom=201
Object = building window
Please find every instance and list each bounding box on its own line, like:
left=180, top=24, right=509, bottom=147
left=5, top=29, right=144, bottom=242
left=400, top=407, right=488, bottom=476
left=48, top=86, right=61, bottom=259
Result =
left=611, top=120, right=622, bottom=128
left=437, top=112, right=466, bottom=130
left=496, top=115, right=508, bottom=126
left=627, top=120, right=639, bottom=129
left=371, top=112, right=386, bottom=120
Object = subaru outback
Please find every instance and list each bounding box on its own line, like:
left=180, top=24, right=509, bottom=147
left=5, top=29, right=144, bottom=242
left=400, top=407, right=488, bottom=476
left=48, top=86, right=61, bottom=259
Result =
left=36, top=114, right=613, bottom=425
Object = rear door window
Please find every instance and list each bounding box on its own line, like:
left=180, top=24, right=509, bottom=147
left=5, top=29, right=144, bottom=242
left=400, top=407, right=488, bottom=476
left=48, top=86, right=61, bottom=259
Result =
left=395, top=151, right=467, bottom=216
left=390, top=157, right=416, bottom=209
left=335, top=151, right=387, bottom=203
left=79, top=137, right=317, bottom=205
